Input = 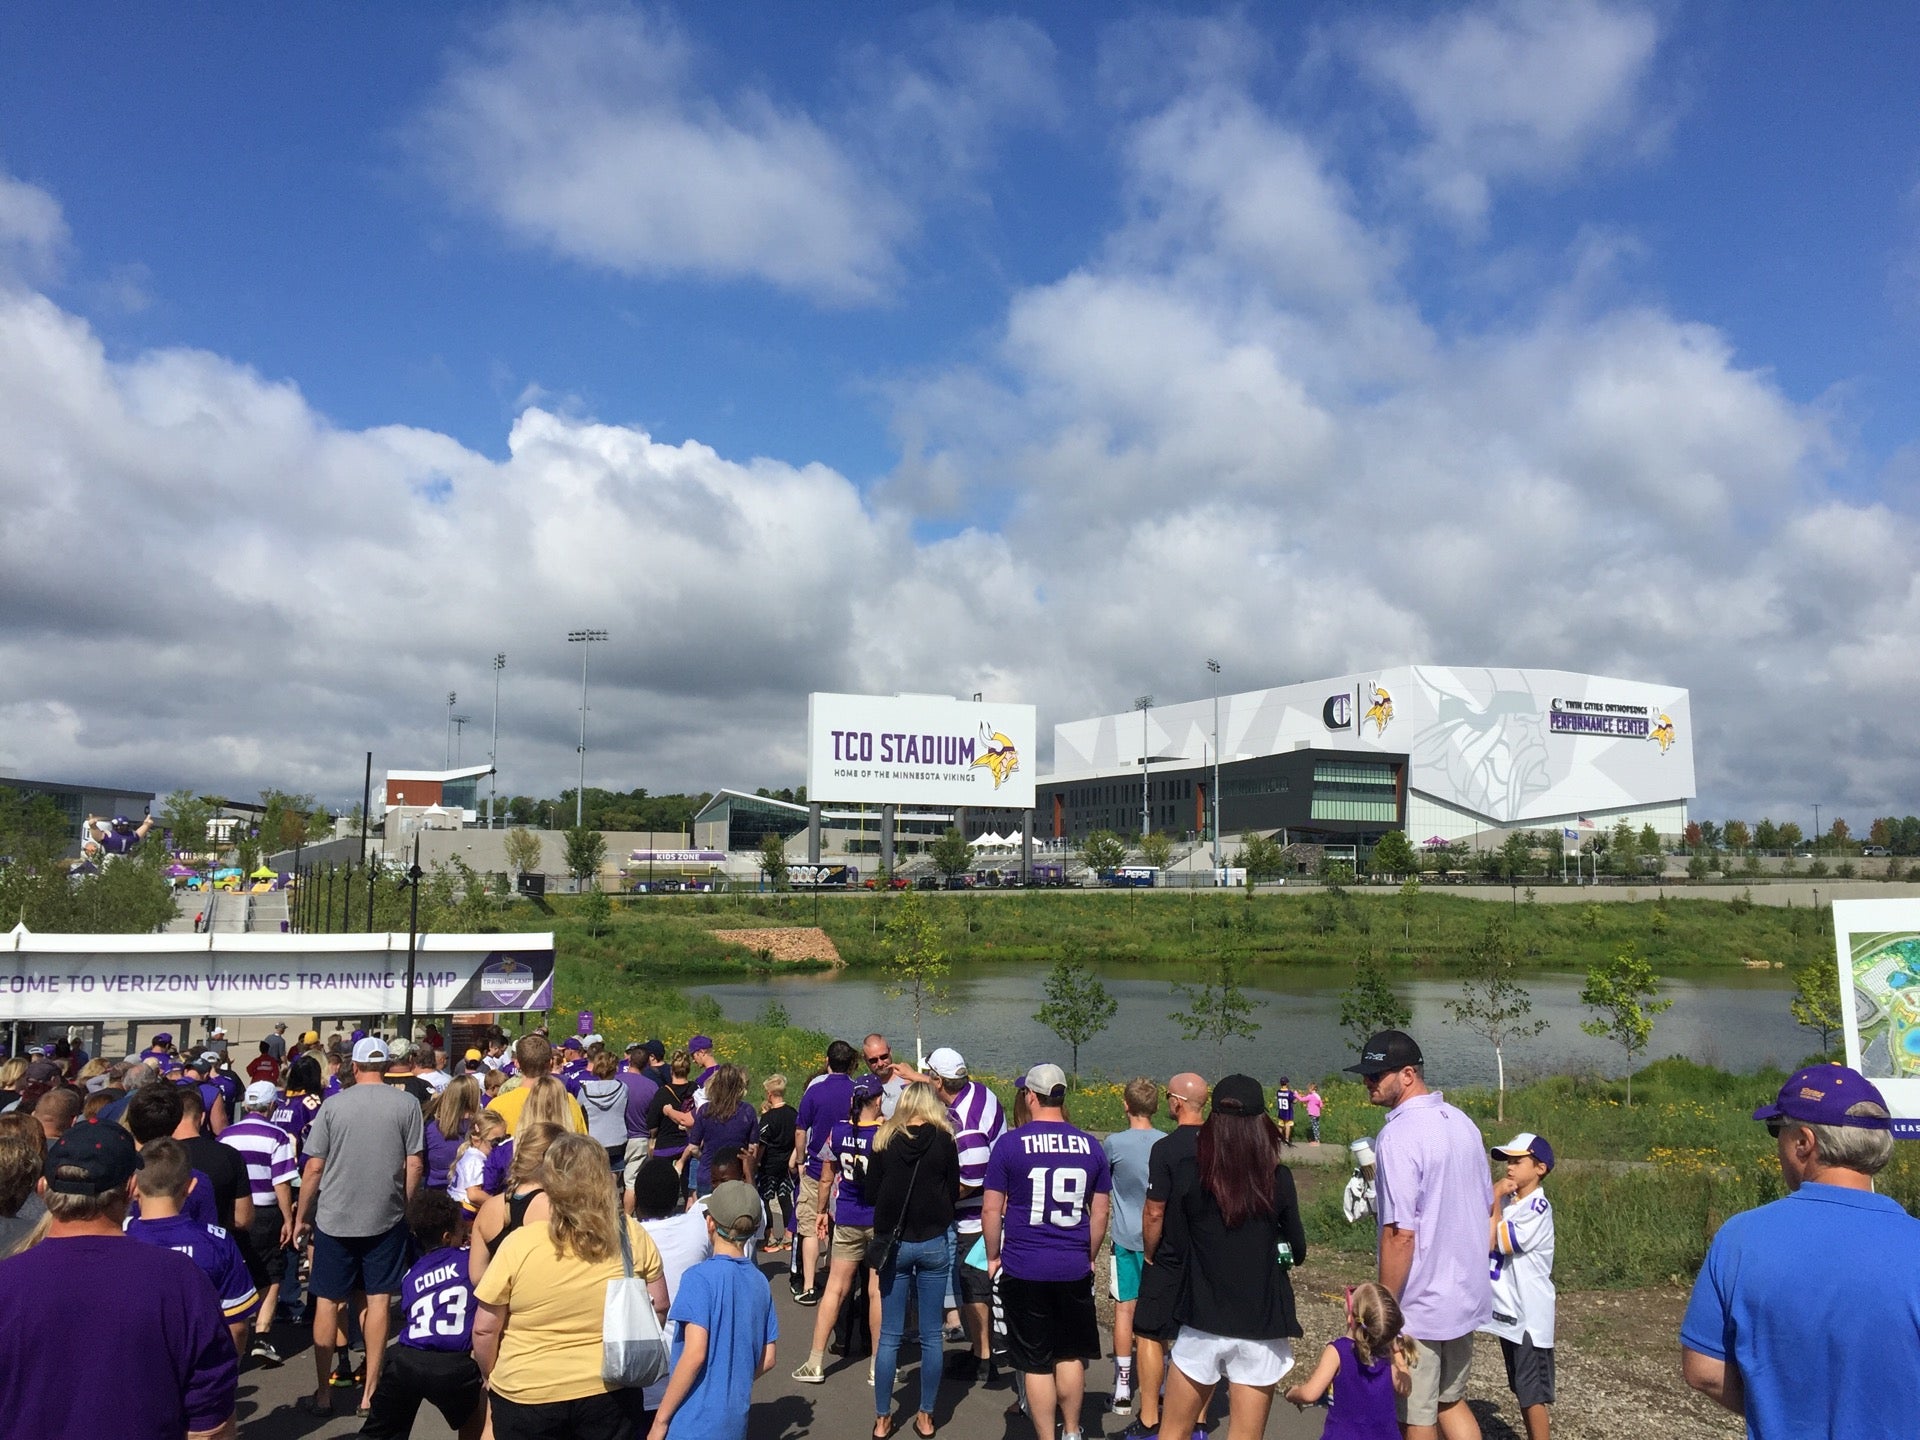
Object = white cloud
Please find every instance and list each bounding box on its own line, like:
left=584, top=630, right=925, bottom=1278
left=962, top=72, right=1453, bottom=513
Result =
left=0, top=171, right=68, bottom=282
left=411, top=7, right=906, bottom=302
left=1353, top=0, right=1664, bottom=225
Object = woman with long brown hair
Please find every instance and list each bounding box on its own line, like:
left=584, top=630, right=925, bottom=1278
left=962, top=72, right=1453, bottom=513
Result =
left=473, top=1132, right=668, bottom=1440
left=687, top=1063, right=758, bottom=1199
left=1155, top=1074, right=1306, bottom=1440
left=424, top=1075, right=483, bottom=1191
left=468, top=1121, right=563, bottom=1285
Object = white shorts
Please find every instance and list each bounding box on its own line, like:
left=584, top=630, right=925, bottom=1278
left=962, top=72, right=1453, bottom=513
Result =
left=1170, top=1327, right=1295, bottom=1388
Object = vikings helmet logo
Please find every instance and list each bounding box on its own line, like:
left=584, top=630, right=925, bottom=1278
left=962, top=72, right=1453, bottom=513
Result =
left=971, top=726, right=1021, bottom=790
left=1651, top=713, right=1675, bottom=754
left=1363, top=684, right=1393, bottom=737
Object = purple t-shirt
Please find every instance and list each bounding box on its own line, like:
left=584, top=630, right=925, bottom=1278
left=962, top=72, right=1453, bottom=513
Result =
left=483, top=1139, right=513, bottom=1196
left=423, top=1118, right=466, bottom=1190
left=985, top=1120, right=1112, bottom=1282
left=1373, top=1090, right=1494, bottom=1341
left=0, top=1235, right=238, bottom=1438
left=400, top=1244, right=477, bottom=1352
left=126, top=1214, right=259, bottom=1320
left=796, top=1073, right=854, bottom=1180
left=827, top=1120, right=881, bottom=1228
left=688, top=1104, right=761, bottom=1194
left=1320, top=1335, right=1399, bottom=1440
left=271, top=1092, right=321, bottom=1151
left=619, top=1071, right=659, bottom=1140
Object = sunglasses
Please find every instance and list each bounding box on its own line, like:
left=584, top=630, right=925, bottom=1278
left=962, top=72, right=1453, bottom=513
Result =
left=1766, top=1118, right=1789, bottom=1138
left=867, top=1053, right=891, bottom=1065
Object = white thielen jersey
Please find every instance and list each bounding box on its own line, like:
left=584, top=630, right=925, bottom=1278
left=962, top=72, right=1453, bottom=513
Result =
left=1484, top=1187, right=1555, bottom=1347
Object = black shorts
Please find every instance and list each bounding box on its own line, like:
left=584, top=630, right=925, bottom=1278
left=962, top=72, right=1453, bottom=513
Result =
left=956, top=1258, right=992, bottom=1306
left=360, top=1345, right=485, bottom=1439
left=1132, top=1258, right=1183, bottom=1342
left=1500, top=1335, right=1555, bottom=1409
left=238, top=1210, right=287, bottom=1291
left=998, top=1271, right=1101, bottom=1373
left=309, top=1222, right=411, bottom=1300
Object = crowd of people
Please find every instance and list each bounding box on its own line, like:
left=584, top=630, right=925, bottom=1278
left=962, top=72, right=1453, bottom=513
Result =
left=0, top=1013, right=1913, bottom=1440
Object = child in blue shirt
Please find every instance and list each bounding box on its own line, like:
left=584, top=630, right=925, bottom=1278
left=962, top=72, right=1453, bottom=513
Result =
left=650, top=1181, right=777, bottom=1440
left=124, top=1138, right=257, bottom=1357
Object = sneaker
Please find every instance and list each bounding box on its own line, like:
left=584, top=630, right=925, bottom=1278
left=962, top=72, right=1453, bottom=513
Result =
left=1118, top=1421, right=1159, bottom=1440
left=793, top=1288, right=820, bottom=1307
left=251, top=1340, right=284, bottom=1367
left=943, top=1323, right=966, bottom=1343
left=792, top=1360, right=827, bottom=1384
left=1112, top=1383, right=1134, bottom=1416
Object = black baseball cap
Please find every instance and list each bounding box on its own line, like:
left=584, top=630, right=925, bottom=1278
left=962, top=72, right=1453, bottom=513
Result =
left=1345, top=1030, right=1423, bottom=1078
left=44, top=1120, right=142, bottom=1196
left=1210, top=1074, right=1266, bottom=1116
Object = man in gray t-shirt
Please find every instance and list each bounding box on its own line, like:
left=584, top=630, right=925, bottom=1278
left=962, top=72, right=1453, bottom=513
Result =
left=1102, top=1077, right=1163, bottom=1418
left=293, top=1037, right=424, bottom=1414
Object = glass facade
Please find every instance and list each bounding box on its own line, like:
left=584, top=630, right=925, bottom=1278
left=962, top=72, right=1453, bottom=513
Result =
left=1310, top=762, right=1398, bottom=822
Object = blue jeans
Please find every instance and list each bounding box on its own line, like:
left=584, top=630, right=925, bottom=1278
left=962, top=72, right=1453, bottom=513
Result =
left=876, top=1235, right=951, bottom=1418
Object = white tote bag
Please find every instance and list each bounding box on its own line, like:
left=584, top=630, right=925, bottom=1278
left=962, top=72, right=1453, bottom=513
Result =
left=602, top=1219, right=670, bottom=1389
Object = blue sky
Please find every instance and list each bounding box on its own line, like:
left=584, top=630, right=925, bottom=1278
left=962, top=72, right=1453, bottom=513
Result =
left=3, top=3, right=1920, bottom=824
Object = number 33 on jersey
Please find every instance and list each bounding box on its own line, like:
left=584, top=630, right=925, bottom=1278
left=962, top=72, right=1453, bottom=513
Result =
left=986, top=1119, right=1113, bottom=1282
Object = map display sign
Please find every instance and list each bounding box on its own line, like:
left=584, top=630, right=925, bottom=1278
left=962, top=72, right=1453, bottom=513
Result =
left=1834, top=899, right=1920, bottom=1137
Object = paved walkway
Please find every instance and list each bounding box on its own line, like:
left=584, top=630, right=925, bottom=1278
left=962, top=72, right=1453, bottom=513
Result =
left=239, top=1251, right=1327, bottom=1439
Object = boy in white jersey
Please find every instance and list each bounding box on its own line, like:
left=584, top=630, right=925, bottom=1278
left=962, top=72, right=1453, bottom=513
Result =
left=1483, top=1133, right=1556, bottom=1440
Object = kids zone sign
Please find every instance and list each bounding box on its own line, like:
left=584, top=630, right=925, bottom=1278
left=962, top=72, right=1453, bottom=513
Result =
left=807, top=693, right=1037, bottom=808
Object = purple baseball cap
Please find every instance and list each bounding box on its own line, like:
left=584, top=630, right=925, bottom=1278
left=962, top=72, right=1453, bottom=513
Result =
left=560, top=1038, right=584, bottom=1052
left=850, top=1073, right=884, bottom=1102
left=688, top=1035, right=714, bottom=1054
left=1753, top=1063, right=1893, bottom=1131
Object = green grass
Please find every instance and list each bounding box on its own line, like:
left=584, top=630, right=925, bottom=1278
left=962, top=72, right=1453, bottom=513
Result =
left=496, top=885, right=1830, bottom=979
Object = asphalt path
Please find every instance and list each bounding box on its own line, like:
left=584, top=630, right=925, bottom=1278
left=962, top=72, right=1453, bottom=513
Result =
left=239, top=1253, right=1327, bottom=1439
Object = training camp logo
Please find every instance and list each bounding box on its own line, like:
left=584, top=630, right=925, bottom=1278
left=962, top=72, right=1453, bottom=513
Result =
left=1364, top=683, right=1394, bottom=737
left=479, top=957, right=537, bottom=1008
left=971, top=725, right=1021, bottom=790
left=1651, top=712, right=1676, bottom=754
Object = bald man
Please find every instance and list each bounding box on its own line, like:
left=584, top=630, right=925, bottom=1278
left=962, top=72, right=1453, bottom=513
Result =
left=1126, top=1073, right=1207, bottom=1440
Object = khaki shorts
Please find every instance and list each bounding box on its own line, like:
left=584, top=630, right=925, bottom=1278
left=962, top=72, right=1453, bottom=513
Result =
left=1402, top=1334, right=1475, bottom=1427
left=796, top=1176, right=823, bottom=1237
left=621, top=1135, right=652, bottom=1192
left=831, top=1223, right=875, bottom=1264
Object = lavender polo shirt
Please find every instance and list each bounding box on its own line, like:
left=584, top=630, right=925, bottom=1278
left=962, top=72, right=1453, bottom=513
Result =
left=1373, top=1089, right=1494, bottom=1342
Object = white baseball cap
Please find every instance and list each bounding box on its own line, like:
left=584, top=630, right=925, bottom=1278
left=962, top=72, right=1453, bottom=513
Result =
left=352, top=1037, right=390, bottom=1064
left=243, top=1080, right=279, bottom=1107
left=926, top=1047, right=968, bottom=1081
left=1023, top=1063, right=1067, bottom=1099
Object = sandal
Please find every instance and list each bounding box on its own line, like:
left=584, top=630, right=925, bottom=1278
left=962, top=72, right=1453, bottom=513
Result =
left=913, top=1418, right=936, bottom=1438
left=872, top=1422, right=895, bottom=1440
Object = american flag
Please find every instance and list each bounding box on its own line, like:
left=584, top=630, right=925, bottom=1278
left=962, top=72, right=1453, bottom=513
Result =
left=1577, top=816, right=1595, bottom=828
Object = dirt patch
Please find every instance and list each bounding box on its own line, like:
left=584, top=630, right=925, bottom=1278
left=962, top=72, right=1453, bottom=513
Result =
left=709, top=927, right=843, bottom=964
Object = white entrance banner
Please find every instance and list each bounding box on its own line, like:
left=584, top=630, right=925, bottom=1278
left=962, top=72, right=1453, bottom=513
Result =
left=0, top=927, right=555, bottom=1022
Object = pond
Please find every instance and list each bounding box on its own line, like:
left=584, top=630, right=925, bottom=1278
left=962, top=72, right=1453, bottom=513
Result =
left=689, top=961, right=1807, bottom=1088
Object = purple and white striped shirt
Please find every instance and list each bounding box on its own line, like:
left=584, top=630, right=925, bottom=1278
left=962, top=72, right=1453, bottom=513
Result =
left=947, top=1080, right=1006, bottom=1235
left=219, top=1115, right=298, bottom=1208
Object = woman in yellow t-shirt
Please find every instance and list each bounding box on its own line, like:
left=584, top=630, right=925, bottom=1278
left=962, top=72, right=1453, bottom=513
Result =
left=474, top=1132, right=669, bottom=1437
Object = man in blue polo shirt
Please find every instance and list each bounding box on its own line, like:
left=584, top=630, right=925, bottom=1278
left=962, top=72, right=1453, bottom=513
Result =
left=1681, top=1062, right=1920, bottom=1438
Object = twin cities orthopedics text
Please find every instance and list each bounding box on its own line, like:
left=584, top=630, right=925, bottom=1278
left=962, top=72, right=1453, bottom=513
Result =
left=827, top=730, right=979, bottom=767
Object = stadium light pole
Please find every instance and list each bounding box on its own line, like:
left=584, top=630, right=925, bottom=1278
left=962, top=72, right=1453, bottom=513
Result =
left=451, top=715, right=469, bottom=765
left=568, top=630, right=609, bottom=828
left=1207, top=660, right=1222, bottom=870
left=1813, top=803, right=1821, bottom=853
left=445, top=691, right=457, bottom=767
left=489, top=653, right=506, bottom=829
left=1135, top=695, right=1154, bottom=838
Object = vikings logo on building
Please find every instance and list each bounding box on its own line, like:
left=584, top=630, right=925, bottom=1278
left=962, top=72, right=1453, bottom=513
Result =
left=971, top=725, right=1021, bottom=790
left=1651, top=713, right=1676, bottom=754
left=1363, top=684, right=1394, bottom=737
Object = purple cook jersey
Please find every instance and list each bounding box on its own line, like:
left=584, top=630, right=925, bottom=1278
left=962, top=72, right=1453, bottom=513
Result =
left=125, top=1215, right=259, bottom=1321
left=985, top=1120, right=1112, bottom=1282
left=400, top=1245, right=476, bottom=1352
left=827, top=1121, right=881, bottom=1228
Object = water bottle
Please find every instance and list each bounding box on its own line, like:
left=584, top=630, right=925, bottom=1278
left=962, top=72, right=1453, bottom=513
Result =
left=1276, top=1240, right=1295, bottom=1269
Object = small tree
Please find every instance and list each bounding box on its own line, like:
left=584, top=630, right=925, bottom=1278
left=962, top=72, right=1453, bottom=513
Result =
left=580, top=885, right=611, bottom=937
left=1370, top=829, right=1416, bottom=879
left=758, top=832, right=789, bottom=890
left=158, top=790, right=212, bottom=855
left=503, top=827, right=543, bottom=882
left=929, top=827, right=973, bottom=880
left=1397, top=875, right=1419, bottom=943
left=1077, top=829, right=1127, bottom=875
left=1139, top=831, right=1174, bottom=871
left=1579, top=943, right=1672, bottom=1107
left=1236, top=832, right=1286, bottom=882
left=1339, top=953, right=1412, bottom=1048
left=1170, top=955, right=1261, bottom=1056
left=564, top=825, right=607, bottom=890
left=1035, top=955, right=1117, bottom=1079
left=883, top=889, right=947, bottom=1069
left=1790, top=958, right=1843, bottom=1057
left=1444, top=917, right=1547, bottom=1121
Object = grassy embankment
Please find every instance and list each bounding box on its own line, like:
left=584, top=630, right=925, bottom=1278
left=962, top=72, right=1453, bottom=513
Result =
left=516, top=884, right=1828, bottom=979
